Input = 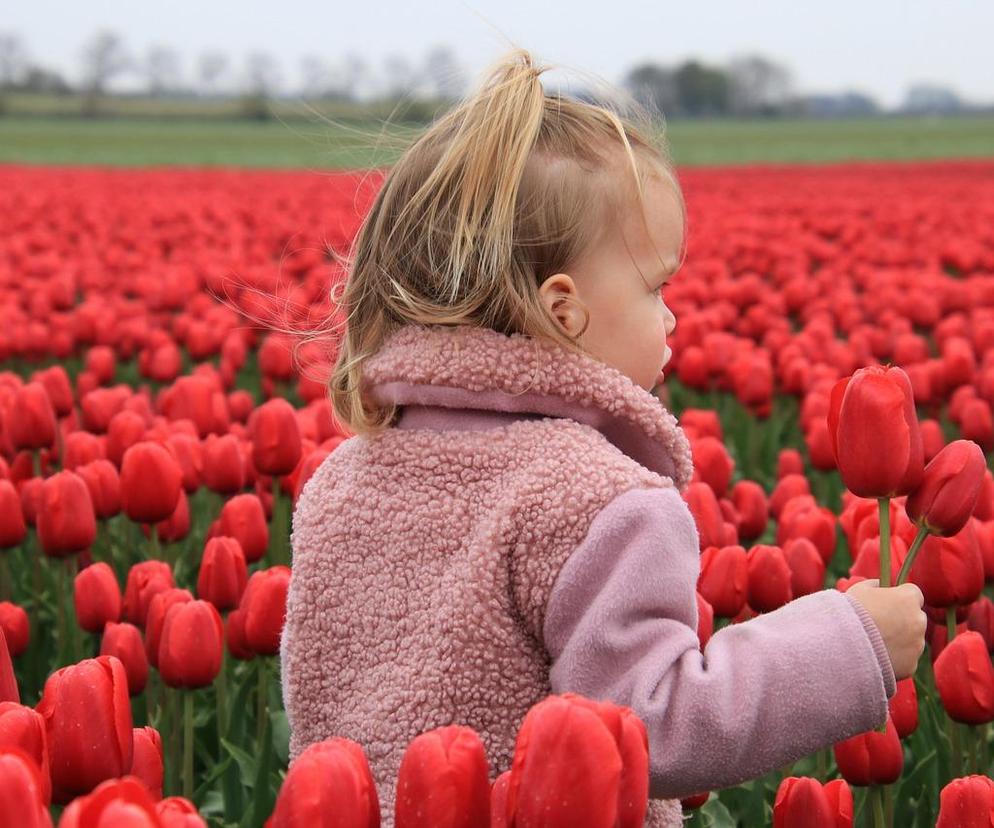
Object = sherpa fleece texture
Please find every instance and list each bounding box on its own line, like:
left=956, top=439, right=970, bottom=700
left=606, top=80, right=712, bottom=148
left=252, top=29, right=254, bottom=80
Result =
left=280, top=323, right=895, bottom=828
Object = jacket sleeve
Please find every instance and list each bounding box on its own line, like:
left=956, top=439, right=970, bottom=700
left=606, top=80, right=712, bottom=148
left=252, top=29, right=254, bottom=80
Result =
left=542, top=485, right=897, bottom=800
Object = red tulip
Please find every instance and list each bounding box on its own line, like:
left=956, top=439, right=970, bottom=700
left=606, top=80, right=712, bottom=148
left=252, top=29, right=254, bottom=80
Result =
left=35, top=655, right=133, bottom=802
left=100, top=622, right=150, bottom=696
left=0, top=603, right=28, bottom=657
left=934, top=631, right=994, bottom=724
left=144, top=588, right=193, bottom=668
left=158, top=600, right=224, bottom=689
left=0, top=748, right=52, bottom=827
left=769, top=474, right=810, bottom=520
left=218, top=494, right=269, bottom=563
left=781, top=537, right=826, bottom=598
left=197, top=537, right=248, bottom=611
left=936, top=775, right=994, bottom=828
left=505, top=693, right=648, bottom=828
left=909, top=519, right=984, bottom=608
left=0, top=630, right=17, bottom=703
left=241, top=566, right=291, bottom=656
left=746, top=544, right=792, bottom=613
left=31, top=365, right=73, bottom=417
left=74, top=562, right=122, bottom=634
left=696, top=592, right=714, bottom=648
left=729, top=480, right=767, bottom=541
left=268, top=737, right=379, bottom=827
left=105, top=410, right=148, bottom=469
left=906, top=440, right=986, bottom=537
left=7, top=383, right=57, bottom=451
left=833, top=715, right=903, bottom=786
left=130, top=726, right=164, bottom=800
left=888, top=677, right=919, bottom=738
left=394, top=725, right=489, bottom=828
left=961, top=399, right=994, bottom=453
left=122, top=561, right=175, bottom=628
left=57, top=776, right=160, bottom=827
left=120, top=442, right=183, bottom=524
left=776, top=448, right=805, bottom=479
left=156, top=796, right=207, bottom=826
left=827, top=365, right=924, bottom=498
left=73, top=459, right=121, bottom=520
left=491, top=771, right=511, bottom=828
left=0, top=702, right=51, bottom=804
left=251, top=398, right=302, bottom=477
left=224, top=609, right=255, bottom=661
left=202, top=434, right=246, bottom=495
left=61, top=431, right=105, bottom=470
left=37, top=471, right=96, bottom=558
left=697, top=545, right=748, bottom=618
left=683, top=482, right=724, bottom=551
left=0, top=481, right=26, bottom=548
left=773, top=776, right=849, bottom=828
left=690, top=437, right=733, bottom=499
left=165, top=433, right=203, bottom=494
left=968, top=597, right=994, bottom=652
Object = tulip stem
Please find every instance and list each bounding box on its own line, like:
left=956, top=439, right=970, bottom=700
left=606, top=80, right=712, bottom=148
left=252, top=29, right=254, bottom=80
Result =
left=884, top=784, right=894, bottom=828
left=894, top=525, right=930, bottom=586
left=183, top=690, right=194, bottom=802
left=946, top=605, right=958, bottom=645
left=870, top=785, right=886, bottom=828
left=878, top=498, right=892, bottom=588
left=256, top=657, right=268, bottom=749
left=0, top=553, right=10, bottom=602
left=216, top=648, right=227, bottom=758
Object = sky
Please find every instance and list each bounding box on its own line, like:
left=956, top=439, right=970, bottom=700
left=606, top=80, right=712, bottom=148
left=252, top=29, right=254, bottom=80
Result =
left=5, top=0, right=993, bottom=110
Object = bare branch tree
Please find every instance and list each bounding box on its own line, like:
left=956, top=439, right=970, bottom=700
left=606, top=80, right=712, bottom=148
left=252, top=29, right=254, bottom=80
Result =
left=726, top=54, right=793, bottom=115
left=0, top=31, right=28, bottom=88
left=197, top=51, right=229, bottom=97
left=422, top=45, right=467, bottom=101
left=300, top=54, right=330, bottom=97
left=145, top=44, right=182, bottom=96
left=381, top=52, right=419, bottom=100
left=244, top=51, right=281, bottom=97
left=80, top=29, right=130, bottom=115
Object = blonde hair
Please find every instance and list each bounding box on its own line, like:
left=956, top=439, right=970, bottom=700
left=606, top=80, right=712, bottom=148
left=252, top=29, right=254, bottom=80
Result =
left=323, top=47, right=686, bottom=438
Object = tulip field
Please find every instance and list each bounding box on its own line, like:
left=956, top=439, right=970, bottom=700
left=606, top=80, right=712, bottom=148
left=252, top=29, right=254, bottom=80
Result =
left=1, top=156, right=994, bottom=827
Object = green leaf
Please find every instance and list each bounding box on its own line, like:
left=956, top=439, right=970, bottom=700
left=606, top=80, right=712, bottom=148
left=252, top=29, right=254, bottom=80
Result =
left=697, top=796, right=737, bottom=828
left=270, top=710, right=290, bottom=767
left=220, top=737, right=258, bottom=789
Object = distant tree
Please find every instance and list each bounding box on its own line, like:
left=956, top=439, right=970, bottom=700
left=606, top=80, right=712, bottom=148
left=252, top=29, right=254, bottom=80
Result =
left=801, top=91, right=880, bottom=117
left=381, top=52, right=420, bottom=100
left=197, top=51, right=229, bottom=97
left=673, top=60, right=730, bottom=115
left=144, top=45, right=182, bottom=96
left=902, top=83, right=964, bottom=115
left=300, top=54, right=330, bottom=97
left=422, top=45, right=467, bottom=101
left=622, top=63, right=679, bottom=115
left=240, top=51, right=281, bottom=119
left=20, top=65, right=72, bottom=94
left=0, top=31, right=28, bottom=89
left=341, top=52, right=370, bottom=102
left=726, top=54, right=793, bottom=115
left=80, top=29, right=130, bottom=116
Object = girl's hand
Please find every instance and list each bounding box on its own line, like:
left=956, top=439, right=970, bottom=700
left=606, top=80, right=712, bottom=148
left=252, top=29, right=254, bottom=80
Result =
left=847, top=578, right=927, bottom=681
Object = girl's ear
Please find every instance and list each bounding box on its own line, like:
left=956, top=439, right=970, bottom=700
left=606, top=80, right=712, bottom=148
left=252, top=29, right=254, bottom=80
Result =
left=538, top=273, right=587, bottom=338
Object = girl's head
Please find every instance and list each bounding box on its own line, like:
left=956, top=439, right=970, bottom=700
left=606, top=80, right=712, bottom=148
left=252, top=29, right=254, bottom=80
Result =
left=330, top=47, right=687, bottom=437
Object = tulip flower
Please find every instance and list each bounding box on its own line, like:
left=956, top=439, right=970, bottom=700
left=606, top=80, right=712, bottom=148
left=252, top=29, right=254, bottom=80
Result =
left=746, top=545, right=792, bottom=613
left=197, top=537, right=248, bottom=611
left=968, top=597, right=994, bottom=652
left=241, top=566, right=291, bottom=657
left=0, top=630, right=16, bottom=704
left=130, top=726, right=164, bottom=800
left=57, top=776, right=160, bottom=827
left=105, top=410, right=147, bottom=468
left=74, top=562, right=122, bottom=634
left=7, top=383, right=57, bottom=452
left=156, top=796, right=207, bottom=826
left=683, top=482, right=725, bottom=551
left=122, top=561, right=175, bottom=628
left=120, top=441, right=183, bottom=524
left=158, top=600, right=224, bottom=689
left=905, top=440, right=986, bottom=540
left=394, top=725, right=490, bottom=828
left=729, top=480, right=768, bottom=540
left=505, top=692, right=649, bottom=828
left=31, top=365, right=72, bottom=417
left=61, top=431, right=105, bottom=471
left=833, top=715, right=903, bottom=786
left=907, top=520, right=984, bottom=609
left=773, top=776, right=853, bottom=828
left=144, top=588, right=194, bottom=668
left=690, top=436, right=734, bottom=499
left=769, top=474, right=810, bottom=520
left=251, top=398, right=303, bottom=477
left=491, top=771, right=511, bottom=828
left=100, top=622, right=149, bottom=696
left=828, top=365, right=924, bottom=498
left=888, top=678, right=919, bottom=738
left=35, top=655, right=133, bottom=802
left=697, top=545, right=748, bottom=618
left=225, top=609, right=255, bottom=661
left=218, top=494, right=269, bottom=563
left=934, top=631, right=994, bottom=725
left=0, top=481, right=26, bottom=549
left=36, top=471, right=96, bottom=558
left=73, top=459, right=121, bottom=520
left=781, top=538, right=826, bottom=598
left=0, top=702, right=51, bottom=804
left=0, top=603, right=28, bottom=657
left=202, top=434, right=246, bottom=495
left=0, top=748, right=52, bottom=828
left=936, top=775, right=994, bottom=828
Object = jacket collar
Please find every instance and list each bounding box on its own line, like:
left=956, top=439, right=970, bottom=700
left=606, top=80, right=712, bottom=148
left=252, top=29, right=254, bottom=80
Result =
left=361, top=324, right=693, bottom=490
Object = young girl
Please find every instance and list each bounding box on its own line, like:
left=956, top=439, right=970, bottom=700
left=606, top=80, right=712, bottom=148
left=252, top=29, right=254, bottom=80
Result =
left=280, top=47, right=926, bottom=827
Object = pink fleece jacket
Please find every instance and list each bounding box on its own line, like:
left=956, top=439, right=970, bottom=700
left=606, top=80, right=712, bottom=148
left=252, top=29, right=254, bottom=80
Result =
left=280, top=323, right=896, bottom=828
